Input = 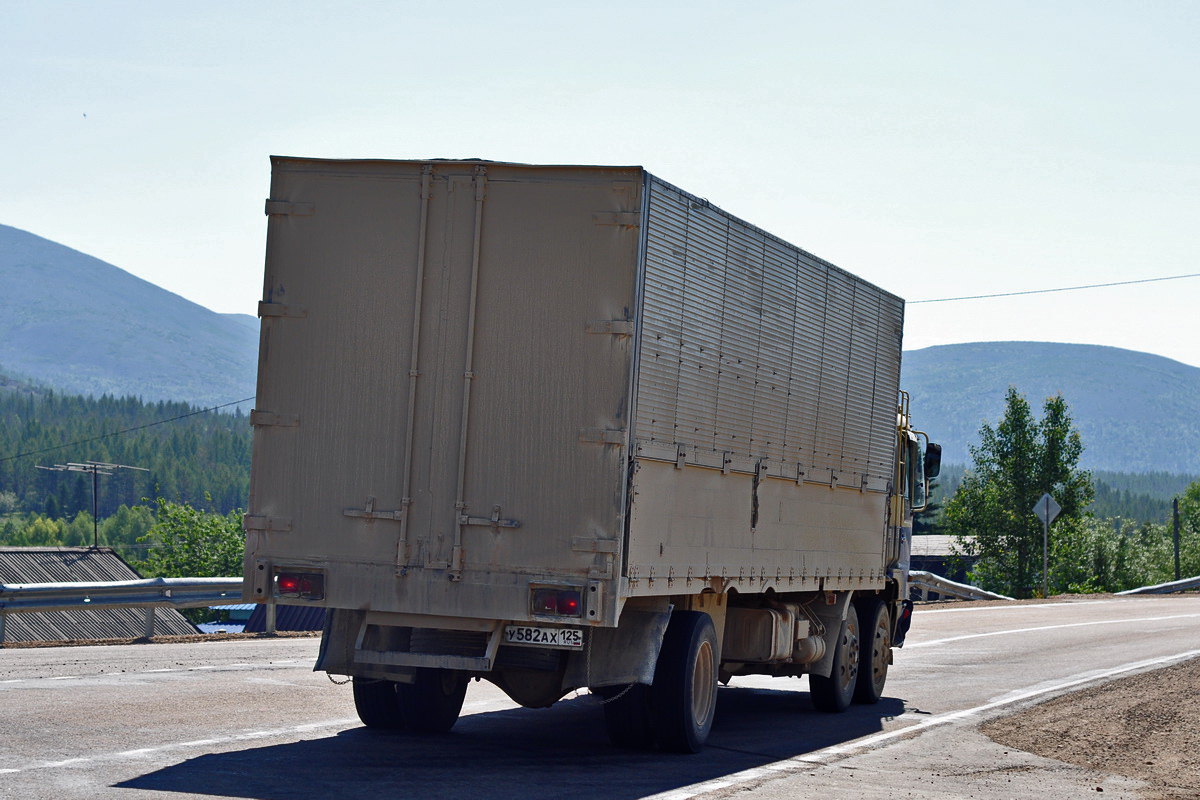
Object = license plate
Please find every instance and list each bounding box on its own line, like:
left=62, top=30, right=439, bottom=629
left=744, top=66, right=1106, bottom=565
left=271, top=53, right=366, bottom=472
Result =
left=503, top=625, right=584, bottom=649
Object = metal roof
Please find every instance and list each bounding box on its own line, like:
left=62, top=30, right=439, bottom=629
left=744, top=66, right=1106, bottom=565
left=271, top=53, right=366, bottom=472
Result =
left=911, top=535, right=974, bottom=557
left=244, top=604, right=325, bottom=633
left=0, top=547, right=198, bottom=642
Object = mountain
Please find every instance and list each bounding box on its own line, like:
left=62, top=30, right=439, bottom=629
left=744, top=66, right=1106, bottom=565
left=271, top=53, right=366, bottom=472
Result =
left=0, top=224, right=257, bottom=408
left=4, top=225, right=1197, bottom=475
left=902, top=342, right=1200, bottom=474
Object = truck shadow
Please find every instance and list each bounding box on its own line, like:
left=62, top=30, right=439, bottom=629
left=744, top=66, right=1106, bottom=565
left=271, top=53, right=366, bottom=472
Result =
left=116, top=687, right=910, bottom=799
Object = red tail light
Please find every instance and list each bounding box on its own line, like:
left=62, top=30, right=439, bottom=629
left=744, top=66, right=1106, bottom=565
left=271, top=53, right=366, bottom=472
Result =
left=557, top=591, right=581, bottom=616
left=530, top=587, right=582, bottom=618
left=275, top=570, right=324, bottom=600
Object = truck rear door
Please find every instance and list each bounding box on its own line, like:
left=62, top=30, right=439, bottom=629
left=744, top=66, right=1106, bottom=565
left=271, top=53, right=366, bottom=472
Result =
left=245, top=159, right=642, bottom=625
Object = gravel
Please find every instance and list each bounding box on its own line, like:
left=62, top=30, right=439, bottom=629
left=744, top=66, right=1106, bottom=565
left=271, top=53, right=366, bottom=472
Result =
left=982, top=655, right=1200, bottom=800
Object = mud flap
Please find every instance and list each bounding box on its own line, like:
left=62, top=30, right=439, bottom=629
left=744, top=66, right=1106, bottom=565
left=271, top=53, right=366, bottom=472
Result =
left=808, top=592, right=854, bottom=679
left=563, top=607, right=672, bottom=690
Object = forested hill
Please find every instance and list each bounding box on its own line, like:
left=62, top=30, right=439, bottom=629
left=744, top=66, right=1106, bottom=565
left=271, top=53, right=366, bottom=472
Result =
left=0, top=383, right=249, bottom=517
left=5, top=225, right=1198, bottom=477
left=902, top=342, right=1200, bottom=474
left=0, top=224, right=257, bottom=408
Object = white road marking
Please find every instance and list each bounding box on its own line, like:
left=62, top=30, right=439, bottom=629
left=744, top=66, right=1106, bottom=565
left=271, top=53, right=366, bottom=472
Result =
left=2, top=659, right=314, bottom=688
left=646, top=647, right=1200, bottom=800
left=818, top=647, right=1200, bottom=754
left=2, top=687, right=559, bottom=776
left=1, top=719, right=360, bottom=776
left=918, top=599, right=1123, bottom=614
left=908, top=613, right=1200, bottom=648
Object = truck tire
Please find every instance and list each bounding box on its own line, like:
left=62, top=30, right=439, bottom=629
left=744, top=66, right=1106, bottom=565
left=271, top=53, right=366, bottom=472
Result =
left=598, top=683, right=655, bottom=749
left=352, top=677, right=404, bottom=729
left=395, top=668, right=468, bottom=733
left=652, top=610, right=719, bottom=753
left=809, top=612, right=860, bottom=713
left=854, top=599, right=891, bottom=704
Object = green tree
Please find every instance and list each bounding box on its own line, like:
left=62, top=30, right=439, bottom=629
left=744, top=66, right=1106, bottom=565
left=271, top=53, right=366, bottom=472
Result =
left=1046, top=516, right=1180, bottom=593
left=913, top=477, right=945, bottom=534
left=1177, top=481, right=1200, bottom=578
left=947, top=388, right=1094, bottom=598
left=1, top=519, right=24, bottom=546
left=137, top=497, right=244, bottom=579
left=100, top=504, right=156, bottom=562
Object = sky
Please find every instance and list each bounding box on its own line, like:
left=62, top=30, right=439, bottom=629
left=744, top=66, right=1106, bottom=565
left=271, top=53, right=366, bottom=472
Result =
left=3, top=1, right=1198, bottom=367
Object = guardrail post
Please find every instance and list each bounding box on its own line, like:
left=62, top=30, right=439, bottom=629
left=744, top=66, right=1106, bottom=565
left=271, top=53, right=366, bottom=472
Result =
left=266, top=604, right=277, bottom=635
left=0, top=611, right=7, bottom=645
left=144, top=607, right=156, bottom=639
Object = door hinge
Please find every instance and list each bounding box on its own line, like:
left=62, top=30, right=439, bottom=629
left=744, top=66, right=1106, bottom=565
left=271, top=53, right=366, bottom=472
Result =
left=585, top=320, right=634, bottom=336
left=243, top=515, right=292, bottom=532
left=579, top=428, right=625, bottom=446
left=264, top=200, right=315, bottom=216
left=258, top=302, right=308, bottom=319
left=458, top=504, right=521, bottom=530
left=592, top=211, right=639, bottom=227
left=250, top=410, right=299, bottom=427
left=343, top=496, right=405, bottom=522
left=572, top=537, right=619, bottom=554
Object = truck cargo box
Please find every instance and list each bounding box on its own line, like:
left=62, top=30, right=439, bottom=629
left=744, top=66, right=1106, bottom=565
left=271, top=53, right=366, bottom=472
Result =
left=245, top=158, right=903, bottom=629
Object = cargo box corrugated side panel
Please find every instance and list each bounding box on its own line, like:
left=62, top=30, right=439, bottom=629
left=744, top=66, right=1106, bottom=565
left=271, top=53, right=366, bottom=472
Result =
left=625, top=177, right=902, bottom=596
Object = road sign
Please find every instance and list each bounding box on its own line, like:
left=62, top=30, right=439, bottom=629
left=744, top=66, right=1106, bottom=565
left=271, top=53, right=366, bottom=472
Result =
left=1033, top=493, right=1061, bottom=525
left=1033, top=492, right=1061, bottom=598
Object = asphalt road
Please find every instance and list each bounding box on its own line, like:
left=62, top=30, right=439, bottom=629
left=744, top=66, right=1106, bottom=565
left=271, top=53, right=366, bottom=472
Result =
left=2, top=595, right=1198, bottom=800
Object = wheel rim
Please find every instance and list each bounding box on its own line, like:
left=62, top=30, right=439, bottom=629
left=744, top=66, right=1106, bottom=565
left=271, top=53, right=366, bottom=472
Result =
left=839, top=620, right=861, bottom=693
left=691, top=639, right=716, bottom=724
left=870, top=611, right=891, bottom=691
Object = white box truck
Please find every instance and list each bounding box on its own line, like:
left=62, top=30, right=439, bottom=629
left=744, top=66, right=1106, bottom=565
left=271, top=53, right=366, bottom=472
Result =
left=244, top=157, right=940, bottom=752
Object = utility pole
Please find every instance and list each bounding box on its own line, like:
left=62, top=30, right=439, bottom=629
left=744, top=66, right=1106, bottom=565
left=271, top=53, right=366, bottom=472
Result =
left=1174, top=498, right=1181, bottom=583
left=35, top=461, right=149, bottom=548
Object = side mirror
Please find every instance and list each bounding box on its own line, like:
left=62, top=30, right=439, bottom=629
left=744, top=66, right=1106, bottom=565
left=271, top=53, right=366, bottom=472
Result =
left=924, top=442, right=942, bottom=479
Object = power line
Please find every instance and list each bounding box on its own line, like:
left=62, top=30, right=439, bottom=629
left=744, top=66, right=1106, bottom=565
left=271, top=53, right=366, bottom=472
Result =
left=6, top=271, right=1199, bottom=460
left=0, top=396, right=255, bottom=464
left=909, top=272, right=1200, bottom=304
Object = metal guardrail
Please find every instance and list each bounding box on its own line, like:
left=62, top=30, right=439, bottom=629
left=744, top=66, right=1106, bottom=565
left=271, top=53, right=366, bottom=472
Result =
left=0, top=577, right=255, bottom=643
left=909, top=570, right=1015, bottom=602
left=1116, top=575, right=1200, bottom=595
left=3, top=570, right=1193, bottom=644
left=912, top=570, right=1200, bottom=601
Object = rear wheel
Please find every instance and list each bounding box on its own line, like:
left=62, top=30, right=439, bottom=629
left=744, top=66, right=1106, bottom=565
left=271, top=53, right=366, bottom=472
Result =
left=599, top=683, right=655, bottom=749
left=352, top=677, right=404, bottom=729
left=652, top=611, right=719, bottom=753
left=810, top=612, right=860, bottom=713
left=854, top=599, right=891, bottom=704
left=396, top=668, right=468, bottom=733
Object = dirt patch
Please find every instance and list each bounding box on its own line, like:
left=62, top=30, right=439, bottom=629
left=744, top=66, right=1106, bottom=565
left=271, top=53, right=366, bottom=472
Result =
left=982, top=655, right=1200, bottom=800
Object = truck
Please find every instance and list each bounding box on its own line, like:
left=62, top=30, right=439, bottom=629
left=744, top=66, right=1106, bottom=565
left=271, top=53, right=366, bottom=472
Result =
left=244, top=157, right=940, bottom=753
